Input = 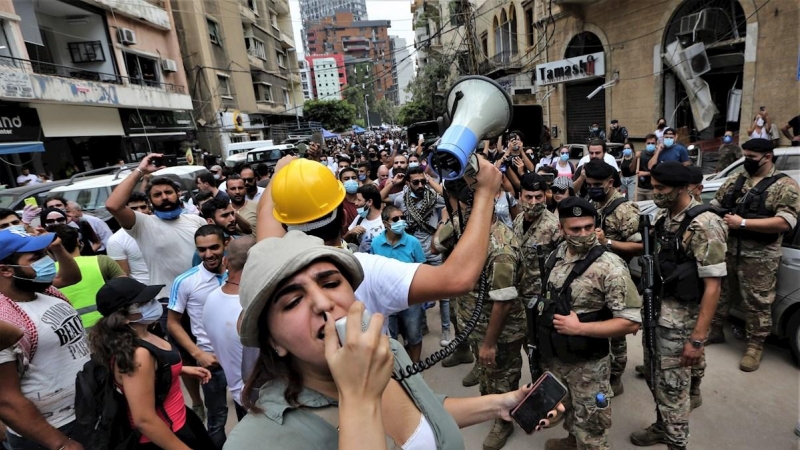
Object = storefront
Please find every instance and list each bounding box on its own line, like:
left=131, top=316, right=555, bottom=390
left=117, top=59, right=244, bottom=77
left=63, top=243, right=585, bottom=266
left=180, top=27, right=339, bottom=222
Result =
left=0, top=105, right=45, bottom=187
left=218, top=111, right=268, bottom=147
left=119, top=109, right=196, bottom=161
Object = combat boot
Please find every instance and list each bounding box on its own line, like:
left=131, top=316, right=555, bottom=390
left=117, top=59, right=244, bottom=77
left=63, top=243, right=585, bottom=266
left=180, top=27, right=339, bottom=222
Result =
left=706, top=325, right=726, bottom=345
left=610, top=374, right=624, bottom=396
left=630, top=422, right=667, bottom=447
left=441, top=344, right=474, bottom=368
left=462, top=365, right=480, bottom=387
left=483, top=419, right=513, bottom=450
left=690, top=379, right=702, bottom=410
left=634, top=364, right=646, bottom=377
left=739, top=342, right=763, bottom=372
left=544, top=434, right=577, bottom=450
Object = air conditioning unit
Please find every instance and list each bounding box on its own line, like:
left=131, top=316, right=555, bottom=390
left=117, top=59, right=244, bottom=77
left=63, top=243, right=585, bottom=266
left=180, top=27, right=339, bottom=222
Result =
left=679, top=11, right=712, bottom=36
left=117, top=28, right=136, bottom=45
left=683, top=42, right=711, bottom=79
left=161, top=59, right=178, bottom=72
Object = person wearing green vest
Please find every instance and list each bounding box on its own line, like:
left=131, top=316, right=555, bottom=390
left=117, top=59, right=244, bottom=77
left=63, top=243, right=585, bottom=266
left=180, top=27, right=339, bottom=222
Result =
left=49, top=225, right=125, bottom=327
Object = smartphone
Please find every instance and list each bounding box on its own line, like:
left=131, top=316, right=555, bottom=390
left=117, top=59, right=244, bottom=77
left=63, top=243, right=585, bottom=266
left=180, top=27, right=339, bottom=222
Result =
left=511, top=372, right=569, bottom=434
left=23, top=197, right=37, bottom=207
left=334, top=310, right=373, bottom=347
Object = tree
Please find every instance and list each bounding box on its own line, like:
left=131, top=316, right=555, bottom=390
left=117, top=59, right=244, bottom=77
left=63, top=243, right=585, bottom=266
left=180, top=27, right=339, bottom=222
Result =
left=398, top=101, right=431, bottom=127
left=374, top=98, right=398, bottom=125
left=405, top=52, right=453, bottom=121
left=303, top=99, right=357, bottom=132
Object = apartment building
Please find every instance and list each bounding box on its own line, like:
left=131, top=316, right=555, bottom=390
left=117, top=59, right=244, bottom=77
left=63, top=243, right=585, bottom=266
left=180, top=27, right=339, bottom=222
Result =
left=305, top=54, right=346, bottom=100
left=298, top=58, right=313, bottom=100
left=410, top=0, right=469, bottom=91
left=170, top=0, right=304, bottom=156
left=390, top=36, right=414, bottom=105
left=305, top=11, right=394, bottom=101
left=299, top=0, right=367, bottom=53
left=0, top=0, right=193, bottom=186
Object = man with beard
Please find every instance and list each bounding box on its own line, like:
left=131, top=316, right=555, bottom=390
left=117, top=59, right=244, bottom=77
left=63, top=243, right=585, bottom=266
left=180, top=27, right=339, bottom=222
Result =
left=539, top=197, right=641, bottom=450
left=201, top=198, right=251, bottom=237
left=0, top=231, right=87, bottom=450
left=226, top=175, right=257, bottom=236
left=106, top=192, right=152, bottom=284
left=168, top=225, right=229, bottom=448
left=239, top=166, right=264, bottom=202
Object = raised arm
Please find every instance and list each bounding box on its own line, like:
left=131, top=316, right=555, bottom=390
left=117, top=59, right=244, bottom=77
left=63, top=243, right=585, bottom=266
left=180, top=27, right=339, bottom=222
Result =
left=107, top=154, right=164, bottom=230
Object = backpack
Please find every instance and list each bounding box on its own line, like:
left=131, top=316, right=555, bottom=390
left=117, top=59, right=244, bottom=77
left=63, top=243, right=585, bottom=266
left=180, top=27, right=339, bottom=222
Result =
left=73, top=340, right=173, bottom=450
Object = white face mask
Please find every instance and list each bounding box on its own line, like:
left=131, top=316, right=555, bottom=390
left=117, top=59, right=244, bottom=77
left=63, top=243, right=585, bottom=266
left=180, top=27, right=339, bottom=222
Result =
left=756, top=118, right=765, bottom=127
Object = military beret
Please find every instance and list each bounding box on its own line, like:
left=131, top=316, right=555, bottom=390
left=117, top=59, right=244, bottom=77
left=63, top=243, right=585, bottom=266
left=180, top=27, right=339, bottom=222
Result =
left=741, top=138, right=774, bottom=153
left=650, top=161, right=692, bottom=187
left=520, top=173, right=548, bottom=192
left=558, top=197, right=597, bottom=219
left=583, top=159, right=616, bottom=180
left=688, top=166, right=704, bottom=185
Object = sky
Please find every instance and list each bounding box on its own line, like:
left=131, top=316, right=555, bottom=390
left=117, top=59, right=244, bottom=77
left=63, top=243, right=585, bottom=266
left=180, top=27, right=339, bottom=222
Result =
left=288, top=0, right=417, bottom=58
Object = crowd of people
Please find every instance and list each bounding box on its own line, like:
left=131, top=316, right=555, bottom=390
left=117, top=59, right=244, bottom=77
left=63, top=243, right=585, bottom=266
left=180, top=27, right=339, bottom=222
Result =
left=0, top=115, right=798, bottom=450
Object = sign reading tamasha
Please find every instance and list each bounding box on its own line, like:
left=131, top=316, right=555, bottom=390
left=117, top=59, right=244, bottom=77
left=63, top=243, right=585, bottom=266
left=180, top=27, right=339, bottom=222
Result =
left=534, top=52, right=605, bottom=87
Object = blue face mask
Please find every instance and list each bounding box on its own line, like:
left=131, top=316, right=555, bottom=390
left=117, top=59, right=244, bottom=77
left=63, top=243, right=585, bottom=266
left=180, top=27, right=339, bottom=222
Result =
left=343, top=179, right=359, bottom=194
left=664, top=138, right=675, bottom=148
left=357, top=206, right=369, bottom=218
left=11, top=256, right=57, bottom=284
left=408, top=162, right=420, bottom=169
left=560, top=153, right=570, bottom=162
left=646, top=144, right=656, bottom=153
left=623, top=149, right=632, bottom=157
left=358, top=174, right=367, bottom=182
left=131, top=299, right=163, bottom=325
left=390, top=219, right=407, bottom=235
left=154, top=208, right=183, bottom=220
left=723, top=136, right=733, bottom=144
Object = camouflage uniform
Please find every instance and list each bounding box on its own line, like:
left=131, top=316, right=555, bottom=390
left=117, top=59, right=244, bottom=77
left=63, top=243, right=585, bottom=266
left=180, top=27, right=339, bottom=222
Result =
left=716, top=143, right=742, bottom=172
left=646, top=199, right=727, bottom=448
left=592, top=189, right=642, bottom=382
left=545, top=243, right=641, bottom=449
left=711, top=166, right=800, bottom=343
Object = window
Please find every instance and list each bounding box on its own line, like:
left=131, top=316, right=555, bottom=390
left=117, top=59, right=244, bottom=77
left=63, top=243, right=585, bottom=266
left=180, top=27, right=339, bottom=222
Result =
left=283, top=89, right=290, bottom=105
left=0, top=21, right=13, bottom=61
left=217, top=74, right=232, bottom=98
left=125, top=52, right=159, bottom=87
left=525, top=8, right=534, bottom=47
left=277, top=51, right=286, bottom=68
left=208, top=19, right=221, bottom=45
left=270, top=14, right=278, bottom=29
left=254, top=82, right=272, bottom=102
left=245, top=37, right=267, bottom=60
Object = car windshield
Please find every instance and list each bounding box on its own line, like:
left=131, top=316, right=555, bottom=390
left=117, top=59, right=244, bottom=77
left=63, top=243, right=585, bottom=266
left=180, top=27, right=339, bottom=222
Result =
left=61, top=188, right=109, bottom=212
left=248, top=150, right=283, bottom=162
left=0, top=192, right=18, bottom=209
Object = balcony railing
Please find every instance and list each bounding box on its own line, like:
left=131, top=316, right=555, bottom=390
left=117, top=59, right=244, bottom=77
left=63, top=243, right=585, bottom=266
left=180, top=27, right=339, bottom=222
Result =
left=144, top=0, right=166, bottom=8
left=0, top=55, right=186, bottom=94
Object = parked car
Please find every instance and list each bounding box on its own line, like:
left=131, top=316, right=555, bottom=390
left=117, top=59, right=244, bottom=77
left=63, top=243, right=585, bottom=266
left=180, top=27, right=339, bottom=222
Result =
left=245, top=144, right=297, bottom=168
left=0, top=179, right=77, bottom=212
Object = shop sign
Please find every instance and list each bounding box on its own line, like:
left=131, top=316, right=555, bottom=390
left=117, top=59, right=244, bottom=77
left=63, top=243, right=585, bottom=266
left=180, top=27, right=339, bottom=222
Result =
left=0, top=107, right=41, bottom=143
left=120, top=109, right=194, bottom=133
left=535, top=52, right=605, bottom=87
left=220, top=111, right=266, bottom=130
left=0, top=66, right=34, bottom=99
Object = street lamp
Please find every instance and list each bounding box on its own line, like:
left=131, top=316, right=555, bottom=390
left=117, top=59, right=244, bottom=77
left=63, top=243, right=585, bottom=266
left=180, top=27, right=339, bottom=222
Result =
left=364, top=94, right=371, bottom=129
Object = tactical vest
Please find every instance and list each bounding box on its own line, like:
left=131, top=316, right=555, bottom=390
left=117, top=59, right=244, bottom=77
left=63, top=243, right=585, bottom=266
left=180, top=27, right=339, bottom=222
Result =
left=536, top=246, right=612, bottom=363
left=595, top=197, right=628, bottom=232
left=720, top=173, right=787, bottom=243
left=653, top=205, right=712, bottom=303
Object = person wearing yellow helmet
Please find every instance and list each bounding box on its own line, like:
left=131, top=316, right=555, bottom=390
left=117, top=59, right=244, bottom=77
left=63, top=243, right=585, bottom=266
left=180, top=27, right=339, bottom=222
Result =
left=257, top=154, right=503, bottom=323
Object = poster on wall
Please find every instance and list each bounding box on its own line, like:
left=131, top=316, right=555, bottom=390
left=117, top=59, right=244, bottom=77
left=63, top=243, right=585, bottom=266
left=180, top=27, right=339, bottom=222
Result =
left=0, top=68, right=34, bottom=99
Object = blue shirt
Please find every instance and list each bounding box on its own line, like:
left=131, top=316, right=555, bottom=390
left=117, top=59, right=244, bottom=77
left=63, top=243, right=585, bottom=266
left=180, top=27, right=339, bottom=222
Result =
left=370, top=231, right=426, bottom=264
left=656, top=143, right=689, bottom=164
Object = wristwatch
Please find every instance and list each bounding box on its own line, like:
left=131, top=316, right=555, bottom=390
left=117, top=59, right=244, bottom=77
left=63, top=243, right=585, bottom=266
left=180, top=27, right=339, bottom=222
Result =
left=605, top=239, right=614, bottom=251
left=690, top=339, right=705, bottom=349
left=740, top=219, right=747, bottom=229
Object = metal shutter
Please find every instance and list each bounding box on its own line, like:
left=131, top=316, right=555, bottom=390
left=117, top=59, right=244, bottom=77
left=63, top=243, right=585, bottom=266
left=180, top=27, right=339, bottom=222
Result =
left=565, top=79, right=606, bottom=143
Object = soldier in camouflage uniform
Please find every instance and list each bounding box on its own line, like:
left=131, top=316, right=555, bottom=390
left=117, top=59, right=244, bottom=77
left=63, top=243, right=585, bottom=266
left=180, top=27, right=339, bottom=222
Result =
left=584, top=160, right=643, bottom=396
left=433, top=191, right=525, bottom=450
left=709, top=138, right=800, bottom=371
left=540, top=197, right=641, bottom=450
left=629, top=162, right=727, bottom=450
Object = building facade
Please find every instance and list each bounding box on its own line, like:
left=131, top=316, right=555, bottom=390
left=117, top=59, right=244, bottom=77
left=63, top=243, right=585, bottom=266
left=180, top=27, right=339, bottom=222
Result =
left=305, top=11, right=395, bottom=101
left=390, top=36, right=414, bottom=105
left=299, top=0, right=367, bottom=53
left=298, top=58, right=313, bottom=100
left=305, top=54, right=347, bottom=100
left=0, top=0, right=194, bottom=186
left=170, top=0, right=304, bottom=156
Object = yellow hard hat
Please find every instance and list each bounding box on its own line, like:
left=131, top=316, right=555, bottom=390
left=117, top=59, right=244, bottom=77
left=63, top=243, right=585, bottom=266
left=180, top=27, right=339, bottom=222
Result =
left=271, top=158, right=345, bottom=225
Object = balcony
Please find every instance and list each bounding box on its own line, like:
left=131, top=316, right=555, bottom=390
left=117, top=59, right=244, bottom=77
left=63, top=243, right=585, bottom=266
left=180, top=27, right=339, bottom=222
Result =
left=270, top=0, right=290, bottom=15
left=279, top=32, right=295, bottom=50
left=245, top=37, right=267, bottom=69
left=0, top=55, right=191, bottom=110
left=90, top=0, right=171, bottom=30
left=478, top=50, right=523, bottom=79
left=239, top=0, right=257, bottom=23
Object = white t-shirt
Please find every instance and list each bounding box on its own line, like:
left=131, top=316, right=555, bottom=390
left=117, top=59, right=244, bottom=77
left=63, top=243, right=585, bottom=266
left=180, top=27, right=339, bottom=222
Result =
left=0, top=294, right=90, bottom=434
left=169, top=264, right=227, bottom=353
left=202, top=287, right=243, bottom=405
left=16, top=173, right=39, bottom=185
left=127, top=211, right=207, bottom=298
left=246, top=186, right=265, bottom=203
left=348, top=214, right=385, bottom=252
left=577, top=153, right=620, bottom=170
left=106, top=228, right=150, bottom=284
left=353, top=252, right=419, bottom=332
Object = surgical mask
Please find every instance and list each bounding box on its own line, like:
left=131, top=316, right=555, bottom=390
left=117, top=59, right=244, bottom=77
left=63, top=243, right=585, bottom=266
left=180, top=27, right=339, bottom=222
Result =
left=7, top=225, right=26, bottom=234
left=154, top=208, right=183, bottom=220
left=560, top=153, right=570, bottom=162
left=743, top=155, right=766, bottom=176
left=522, top=202, right=544, bottom=218
left=723, top=136, right=733, bottom=144
left=587, top=186, right=608, bottom=202
left=213, top=174, right=221, bottom=180
left=664, top=138, right=675, bottom=148
left=592, top=127, right=599, bottom=132
left=756, top=118, right=765, bottom=127
left=11, top=256, right=57, bottom=284
left=408, top=162, right=420, bottom=169
left=565, top=233, right=598, bottom=254
left=390, top=219, right=407, bottom=234
left=358, top=174, right=367, bottom=182
left=357, top=206, right=369, bottom=218
left=343, top=179, right=358, bottom=194
left=623, top=149, right=632, bottom=157
left=653, top=190, right=679, bottom=209
left=132, top=299, right=163, bottom=325
left=646, top=144, right=656, bottom=153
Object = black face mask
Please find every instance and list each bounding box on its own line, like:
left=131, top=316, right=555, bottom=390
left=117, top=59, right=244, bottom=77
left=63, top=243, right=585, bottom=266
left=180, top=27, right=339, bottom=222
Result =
left=743, top=155, right=767, bottom=175
left=587, top=186, right=608, bottom=202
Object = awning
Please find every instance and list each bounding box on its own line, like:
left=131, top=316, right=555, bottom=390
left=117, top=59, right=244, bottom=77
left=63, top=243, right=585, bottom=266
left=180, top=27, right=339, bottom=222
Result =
left=34, top=105, right=125, bottom=138
left=0, top=141, right=45, bottom=155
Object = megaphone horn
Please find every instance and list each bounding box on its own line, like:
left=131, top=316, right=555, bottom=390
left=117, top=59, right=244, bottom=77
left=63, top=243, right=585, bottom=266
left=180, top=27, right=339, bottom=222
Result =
left=434, top=76, right=513, bottom=180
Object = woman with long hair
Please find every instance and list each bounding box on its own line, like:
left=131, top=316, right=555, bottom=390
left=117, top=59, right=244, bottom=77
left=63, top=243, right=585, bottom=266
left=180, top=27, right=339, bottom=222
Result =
left=226, top=231, right=562, bottom=449
left=88, top=278, right=213, bottom=449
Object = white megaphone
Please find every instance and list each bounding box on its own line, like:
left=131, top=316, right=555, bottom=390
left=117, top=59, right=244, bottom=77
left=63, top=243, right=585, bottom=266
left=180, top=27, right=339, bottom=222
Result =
left=433, top=75, right=513, bottom=180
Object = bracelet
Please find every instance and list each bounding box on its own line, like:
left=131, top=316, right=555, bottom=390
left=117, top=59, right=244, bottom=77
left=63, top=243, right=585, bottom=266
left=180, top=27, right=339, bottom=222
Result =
left=56, top=438, right=71, bottom=450
left=133, top=168, right=144, bottom=177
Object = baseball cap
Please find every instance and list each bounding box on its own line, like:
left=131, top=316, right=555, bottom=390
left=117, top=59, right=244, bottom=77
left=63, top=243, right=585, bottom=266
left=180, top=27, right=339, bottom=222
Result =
left=0, top=230, right=55, bottom=261
left=96, top=277, right=165, bottom=317
left=552, top=176, right=574, bottom=191
left=210, top=165, right=222, bottom=173
left=239, top=230, right=364, bottom=347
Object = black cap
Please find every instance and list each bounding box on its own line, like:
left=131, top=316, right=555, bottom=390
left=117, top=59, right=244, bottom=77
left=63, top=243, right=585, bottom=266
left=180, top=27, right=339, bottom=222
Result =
left=96, top=278, right=165, bottom=317
left=688, top=166, right=704, bottom=185
left=558, top=197, right=597, bottom=219
left=741, top=138, right=774, bottom=153
left=650, top=161, right=692, bottom=187
left=663, top=127, right=676, bottom=135
left=520, top=173, right=548, bottom=192
left=610, top=119, right=619, bottom=124
left=583, top=159, right=616, bottom=180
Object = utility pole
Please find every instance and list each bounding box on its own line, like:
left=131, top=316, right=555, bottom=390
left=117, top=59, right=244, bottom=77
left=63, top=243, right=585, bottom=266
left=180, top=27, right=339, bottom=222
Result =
left=463, top=0, right=479, bottom=75
left=364, top=94, right=371, bottom=129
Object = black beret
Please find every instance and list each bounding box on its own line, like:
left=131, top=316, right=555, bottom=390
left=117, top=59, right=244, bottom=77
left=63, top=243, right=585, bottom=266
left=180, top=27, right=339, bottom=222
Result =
left=583, top=159, right=616, bottom=180
left=558, top=197, right=597, bottom=219
left=520, top=173, right=548, bottom=192
left=741, top=138, right=774, bottom=153
left=650, top=161, right=692, bottom=187
left=688, top=166, right=704, bottom=185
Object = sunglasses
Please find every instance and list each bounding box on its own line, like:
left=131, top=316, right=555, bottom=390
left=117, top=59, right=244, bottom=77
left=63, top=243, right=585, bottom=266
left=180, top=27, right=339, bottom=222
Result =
left=388, top=215, right=406, bottom=222
left=410, top=179, right=427, bottom=186
left=551, top=187, right=567, bottom=194
left=241, top=177, right=255, bottom=183
left=45, top=217, right=67, bottom=225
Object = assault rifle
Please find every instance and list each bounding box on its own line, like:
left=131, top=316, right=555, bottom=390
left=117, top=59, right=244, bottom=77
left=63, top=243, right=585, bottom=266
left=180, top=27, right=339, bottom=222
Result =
left=640, top=214, right=658, bottom=393
left=524, top=244, right=546, bottom=381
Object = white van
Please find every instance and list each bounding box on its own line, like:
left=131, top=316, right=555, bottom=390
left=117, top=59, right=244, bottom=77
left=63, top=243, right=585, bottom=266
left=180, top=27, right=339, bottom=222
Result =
left=225, top=140, right=274, bottom=162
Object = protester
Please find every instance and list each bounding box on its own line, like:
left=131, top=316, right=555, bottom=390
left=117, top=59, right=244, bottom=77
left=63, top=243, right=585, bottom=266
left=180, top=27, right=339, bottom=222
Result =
left=15, top=168, right=39, bottom=187
left=238, top=166, right=264, bottom=203
left=225, top=175, right=258, bottom=236
left=196, top=172, right=230, bottom=203
left=780, top=113, right=800, bottom=146
left=344, top=184, right=384, bottom=253
left=0, top=209, right=26, bottom=233
left=65, top=202, right=113, bottom=251
left=552, top=146, right=575, bottom=178
left=634, top=134, right=658, bottom=201
left=648, top=128, right=690, bottom=168
left=42, top=201, right=103, bottom=256
left=107, top=193, right=152, bottom=284
left=619, top=142, right=637, bottom=201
